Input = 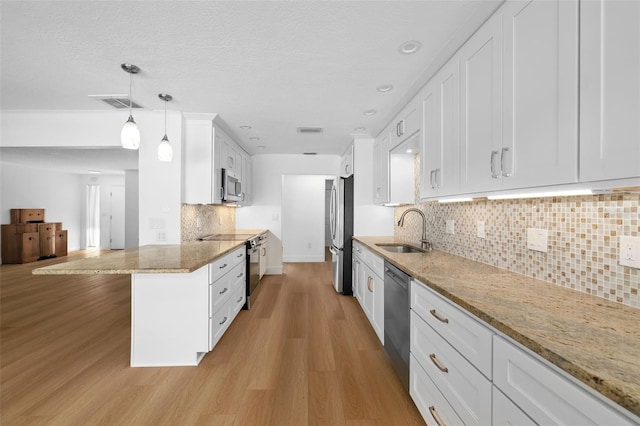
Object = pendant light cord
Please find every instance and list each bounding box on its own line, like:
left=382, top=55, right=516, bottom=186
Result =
left=164, top=98, right=167, bottom=135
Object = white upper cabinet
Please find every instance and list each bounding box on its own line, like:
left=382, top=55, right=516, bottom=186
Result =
left=420, top=55, right=461, bottom=199
left=183, top=117, right=222, bottom=204
left=183, top=115, right=251, bottom=205
left=341, top=144, right=354, bottom=177
left=390, top=101, right=421, bottom=148
left=580, top=0, right=640, bottom=182
left=501, top=0, right=578, bottom=189
left=460, top=0, right=578, bottom=193
left=459, top=13, right=503, bottom=194
left=373, top=131, right=390, bottom=204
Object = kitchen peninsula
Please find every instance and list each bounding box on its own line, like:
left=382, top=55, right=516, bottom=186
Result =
left=33, top=230, right=267, bottom=367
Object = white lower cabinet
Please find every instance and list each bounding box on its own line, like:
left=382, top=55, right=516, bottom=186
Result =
left=131, top=246, right=246, bottom=367
left=492, top=385, right=536, bottom=426
left=352, top=241, right=384, bottom=344
left=493, top=336, right=638, bottom=426
left=411, top=311, right=492, bottom=426
left=410, top=353, right=464, bottom=426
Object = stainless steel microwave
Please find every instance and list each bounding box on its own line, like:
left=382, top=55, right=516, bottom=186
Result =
left=222, top=168, right=242, bottom=202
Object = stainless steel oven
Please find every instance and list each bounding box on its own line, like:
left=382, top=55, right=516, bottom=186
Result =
left=246, top=235, right=266, bottom=308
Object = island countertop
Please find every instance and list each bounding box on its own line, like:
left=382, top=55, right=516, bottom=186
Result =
left=354, top=236, right=640, bottom=418
left=32, top=229, right=267, bottom=275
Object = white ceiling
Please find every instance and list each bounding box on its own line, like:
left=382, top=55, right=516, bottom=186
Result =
left=0, top=0, right=502, bottom=173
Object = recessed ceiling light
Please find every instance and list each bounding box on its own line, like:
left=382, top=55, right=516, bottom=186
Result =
left=376, top=84, right=393, bottom=93
left=249, top=137, right=260, bottom=141
left=240, top=125, right=252, bottom=130
left=399, top=40, right=422, bottom=55
left=354, top=127, right=366, bottom=132
left=363, top=109, right=377, bottom=116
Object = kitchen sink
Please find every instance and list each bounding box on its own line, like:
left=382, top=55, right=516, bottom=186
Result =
left=375, top=243, right=428, bottom=254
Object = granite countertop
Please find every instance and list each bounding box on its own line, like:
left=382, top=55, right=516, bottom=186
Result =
left=32, top=229, right=267, bottom=275
left=354, top=236, right=640, bottom=418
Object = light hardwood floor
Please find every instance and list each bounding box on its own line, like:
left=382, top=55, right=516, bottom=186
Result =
left=1, top=250, right=424, bottom=425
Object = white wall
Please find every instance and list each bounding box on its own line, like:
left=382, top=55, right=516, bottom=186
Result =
left=0, top=163, right=84, bottom=258
left=125, top=170, right=139, bottom=249
left=352, top=138, right=394, bottom=236
left=282, top=175, right=332, bottom=262
left=236, top=154, right=340, bottom=273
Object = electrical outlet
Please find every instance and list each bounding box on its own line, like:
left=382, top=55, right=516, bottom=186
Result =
left=156, top=230, right=167, bottom=241
left=527, top=228, right=548, bottom=253
left=619, top=236, right=640, bottom=269
left=445, top=219, right=455, bottom=235
left=477, top=220, right=485, bottom=239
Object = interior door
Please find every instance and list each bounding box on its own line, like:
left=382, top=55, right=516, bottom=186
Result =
left=110, top=185, right=125, bottom=249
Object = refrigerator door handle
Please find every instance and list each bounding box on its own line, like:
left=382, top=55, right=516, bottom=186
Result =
left=330, top=185, right=337, bottom=240
left=329, top=245, right=339, bottom=255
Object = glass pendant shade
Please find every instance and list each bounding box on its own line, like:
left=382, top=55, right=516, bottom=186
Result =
left=158, top=134, right=173, bottom=162
left=121, top=115, right=140, bottom=149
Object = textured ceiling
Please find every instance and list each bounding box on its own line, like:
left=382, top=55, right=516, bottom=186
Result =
left=0, top=1, right=502, bottom=172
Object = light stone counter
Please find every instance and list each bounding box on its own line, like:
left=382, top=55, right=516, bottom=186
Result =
left=32, top=229, right=267, bottom=275
left=354, top=236, right=640, bottom=418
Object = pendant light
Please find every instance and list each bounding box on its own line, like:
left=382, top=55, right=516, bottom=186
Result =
left=158, top=93, right=173, bottom=162
left=121, top=63, right=141, bottom=150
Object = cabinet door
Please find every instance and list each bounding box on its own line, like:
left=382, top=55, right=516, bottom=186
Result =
left=183, top=119, right=215, bottom=204
left=390, top=101, right=421, bottom=148
left=371, top=269, right=384, bottom=345
left=362, top=263, right=374, bottom=322
left=55, top=230, right=68, bottom=257
left=341, top=144, right=354, bottom=177
left=502, top=0, right=578, bottom=189
left=372, top=132, right=390, bottom=204
left=580, top=0, right=640, bottom=182
left=460, top=13, right=503, bottom=193
left=239, top=151, right=252, bottom=205
left=421, top=56, right=461, bottom=199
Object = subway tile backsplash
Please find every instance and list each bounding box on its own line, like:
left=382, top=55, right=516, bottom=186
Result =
left=395, top=193, right=640, bottom=308
left=181, top=204, right=236, bottom=242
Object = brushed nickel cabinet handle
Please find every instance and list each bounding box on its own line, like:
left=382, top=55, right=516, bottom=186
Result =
left=237, top=272, right=243, bottom=278
left=429, top=406, right=446, bottom=426
left=367, top=276, right=374, bottom=292
left=237, top=253, right=243, bottom=258
left=219, top=263, right=228, bottom=269
left=490, top=150, right=500, bottom=178
left=429, top=354, right=449, bottom=373
left=429, top=309, right=449, bottom=324
left=219, top=316, right=228, bottom=325
left=236, top=296, right=243, bottom=303
left=219, top=287, right=228, bottom=295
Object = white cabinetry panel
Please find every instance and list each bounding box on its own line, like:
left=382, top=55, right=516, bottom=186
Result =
left=580, top=0, right=640, bottom=182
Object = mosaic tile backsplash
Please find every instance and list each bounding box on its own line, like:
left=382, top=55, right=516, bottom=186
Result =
left=181, top=204, right=236, bottom=242
left=395, top=193, right=640, bottom=308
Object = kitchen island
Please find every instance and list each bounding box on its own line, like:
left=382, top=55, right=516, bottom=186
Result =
left=355, top=236, right=640, bottom=422
left=33, top=230, right=267, bottom=367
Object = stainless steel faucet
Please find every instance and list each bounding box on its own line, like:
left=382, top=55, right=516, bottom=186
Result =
left=397, top=208, right=432, bottom=251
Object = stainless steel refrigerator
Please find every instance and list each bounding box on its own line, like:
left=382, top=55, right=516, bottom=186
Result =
left=329, top=175, right=354, bottom=294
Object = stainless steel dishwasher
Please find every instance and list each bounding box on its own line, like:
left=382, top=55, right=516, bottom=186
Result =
left=384, top=261, right=410, bottom=390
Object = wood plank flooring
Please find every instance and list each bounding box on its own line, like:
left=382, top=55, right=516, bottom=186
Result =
left=1, top=250, right=424, bottom=425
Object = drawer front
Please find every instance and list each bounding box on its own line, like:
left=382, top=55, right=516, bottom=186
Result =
left=229, top=285, right=245, bottom=319
left=361, top=247, right=384, bottom=278
left=210, top=261, right=244, bottom=317
left=229, top=261, right=246, bottom=291
left=411, top=280, right=493, bottom=377
left=209, top=247, right=245, bottom=284
left=209, top=304, right=231, bottom=351
left=492, top=385, right=536, bottom=426
left=16, top=224, right=38, bottom=233
left=493, top=336, right=637, bottom=426
left=410, top=354, right=465, bottom=426
left=411, top=311, right=492, bottom=426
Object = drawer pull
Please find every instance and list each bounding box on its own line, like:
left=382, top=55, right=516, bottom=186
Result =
left=429, top=354, right=449, bottom=373
left=237, top=272, right=243, bottom=278
left=430, top=309, right=449, bottom=324
left=367, top=276, right=373, bottom=292
left=428, top=406, right=446, bottom=426
left=219, top=263, right=228, bottom=269
left=236, top=296, right=243, bottom=303
left=219, top=287, right=228, bottom=295
left=237, top=253, right=243, bottom=258
left=219, top=316, right=228, bottom=325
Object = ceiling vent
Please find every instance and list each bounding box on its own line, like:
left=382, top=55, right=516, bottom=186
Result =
left=89, top=95, right=144, bottom=109
left=297, top=127, right=323, bottom=134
